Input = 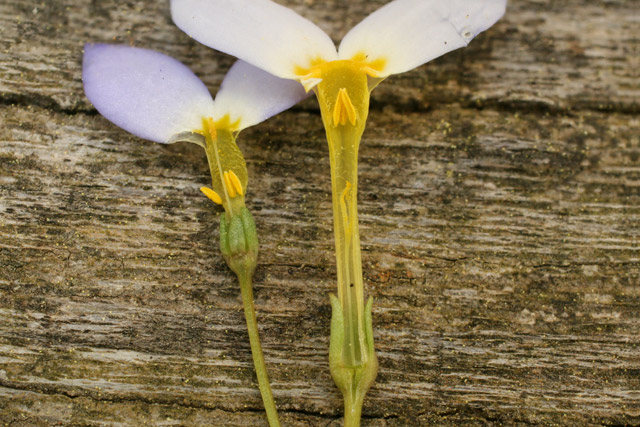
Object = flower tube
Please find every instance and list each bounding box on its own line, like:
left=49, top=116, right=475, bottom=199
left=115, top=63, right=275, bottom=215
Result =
left=170, top=1, right=506, bottom=424
left=83, top=44, right=308, bottom=427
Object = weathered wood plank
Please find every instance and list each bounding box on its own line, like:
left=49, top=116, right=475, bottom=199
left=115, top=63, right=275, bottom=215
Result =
left=1, top=104, right=637, bottom=425
left=1, top=0, right=638, bottom=426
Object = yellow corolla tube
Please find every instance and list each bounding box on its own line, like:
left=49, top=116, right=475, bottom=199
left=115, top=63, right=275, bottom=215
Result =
left=313, top=60, right=378, bottom=427
left=314, top=60, right=370, bottom=366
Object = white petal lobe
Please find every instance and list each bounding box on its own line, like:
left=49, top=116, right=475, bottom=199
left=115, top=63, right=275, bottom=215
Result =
left=212, top=61, right=308, bottom=131
left=171, top=0, right=338, bottom=79
left=338, top=0, right=507, bottom=77
left=83, top=44, right=214, bottom=143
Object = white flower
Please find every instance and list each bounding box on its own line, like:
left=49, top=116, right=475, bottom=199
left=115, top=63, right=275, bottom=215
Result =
left=171, top=0, right=506, bottom=92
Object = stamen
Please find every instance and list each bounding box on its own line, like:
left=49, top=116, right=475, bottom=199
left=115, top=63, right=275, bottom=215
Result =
left=340, top=181, right=354, bottom=238
left=332, top=88, right=357, bottom=127
left=200, top=186, right=223, bottom=205
left=227, top=170, right=244, bottom=197
left=223, top=171, right=237, bottom=198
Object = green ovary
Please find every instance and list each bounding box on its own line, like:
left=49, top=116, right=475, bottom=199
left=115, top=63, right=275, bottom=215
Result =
left=314, top=61, right=370, bottom=368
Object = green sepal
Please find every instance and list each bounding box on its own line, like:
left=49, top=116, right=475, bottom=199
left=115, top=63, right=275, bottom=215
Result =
left=228, top=215, right=246, bottom=254
left=218, top=207, right=258, bottom=279
left=240, top=207, right=258, bottom=254
left=219, top=213, right=231, bottom=258
left=329, top=295, right=378, bottom=427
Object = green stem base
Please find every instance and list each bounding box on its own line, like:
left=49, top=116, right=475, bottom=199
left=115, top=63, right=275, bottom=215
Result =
left=329, top=294, right=378, bottom=427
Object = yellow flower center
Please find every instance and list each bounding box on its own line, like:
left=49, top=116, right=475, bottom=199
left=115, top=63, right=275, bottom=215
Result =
left=294, top=53, right=387, bottom=93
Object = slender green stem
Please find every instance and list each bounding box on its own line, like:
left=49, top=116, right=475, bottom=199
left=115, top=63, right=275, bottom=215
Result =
left=238, top=271, right=281, bottom=427
left=344, top=387, right=364, bottom=427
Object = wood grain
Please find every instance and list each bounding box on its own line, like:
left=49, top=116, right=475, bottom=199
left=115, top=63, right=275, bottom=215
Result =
left=1, top=0, right=637, bottom=426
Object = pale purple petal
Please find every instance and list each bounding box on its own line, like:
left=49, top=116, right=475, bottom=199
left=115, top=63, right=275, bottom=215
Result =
left=83, top=44, right=215, bottom=143
left=212, top=61, right=308, bottom=131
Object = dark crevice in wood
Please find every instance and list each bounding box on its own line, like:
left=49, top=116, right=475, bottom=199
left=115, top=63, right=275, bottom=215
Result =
left=1, top=91, right=637, bottom=121
left=0, top=92, right=98, bottom=116
left=0, top=377, right=345, bottom=420
left=0, top=378, right=429, bottom=423
left=532, top=261, right=638, bottom=269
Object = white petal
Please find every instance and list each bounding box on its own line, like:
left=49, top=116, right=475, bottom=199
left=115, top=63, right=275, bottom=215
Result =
left=338, top=0, right=507, bottom=77
left=83, top=44, right=214, bottom=143
left=212, top=61, right=308, bottom=131
left=171, top=0, right=338, bottom=79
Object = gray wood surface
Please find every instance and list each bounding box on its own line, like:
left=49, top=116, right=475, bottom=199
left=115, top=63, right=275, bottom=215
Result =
left=1, top=0, right=637, bottom=426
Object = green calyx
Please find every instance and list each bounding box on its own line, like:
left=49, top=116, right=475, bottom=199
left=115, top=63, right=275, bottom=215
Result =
left=220, top=207, right=259, bottom=278
left=329, top=294, right=378, bottom=427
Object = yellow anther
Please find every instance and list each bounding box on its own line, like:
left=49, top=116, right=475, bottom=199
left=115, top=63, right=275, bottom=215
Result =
left=200, top=187, right=223, bottom=205
left=223, top=170, right=243, bottom=198
left=223, top=171, right=236, bottom=198
left=332, top=88, right=357, bottom=127
left=341, top=181, right=353, bottom=207
left=227, top=170, right=244, bottom=197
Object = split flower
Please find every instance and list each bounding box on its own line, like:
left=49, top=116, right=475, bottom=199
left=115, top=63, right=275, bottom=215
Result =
left=170, top=0, right=506, bottom=424
left=83, top=43, right=308, bottom=427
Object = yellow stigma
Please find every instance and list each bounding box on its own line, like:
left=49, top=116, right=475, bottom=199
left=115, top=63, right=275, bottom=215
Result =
left=200, top=186, right=223, bottom=205
left=333, top=88, right=357, bottom=127
left=223, top=170, right=244, bottom=198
